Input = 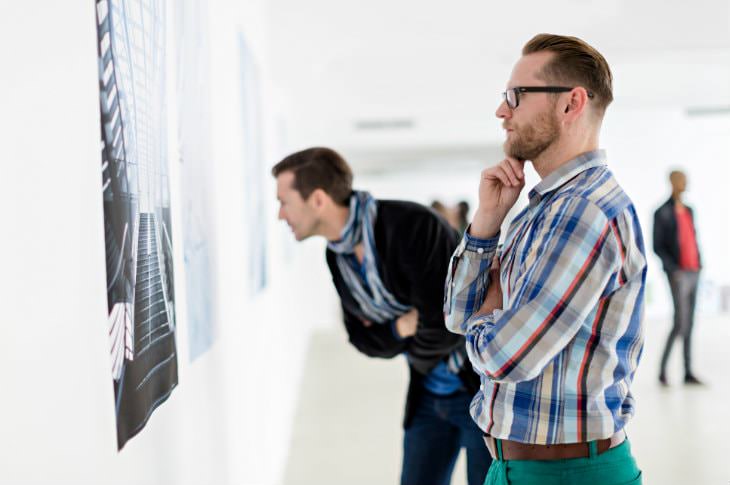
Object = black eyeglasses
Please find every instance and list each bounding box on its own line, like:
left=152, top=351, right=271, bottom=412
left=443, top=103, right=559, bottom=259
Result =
left=502, top=86, right=594, bottom=109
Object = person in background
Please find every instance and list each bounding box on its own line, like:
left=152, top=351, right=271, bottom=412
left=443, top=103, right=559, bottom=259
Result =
left=430, top=199, right=448, bottom=217
left=273, top=148, right=491, bottom=485
left=431, top=199, right=462, bottom=232
left=456, top=200, right=470, bottom=234
left=445, top=34, right=646, bottom=484
left=653, top=170, right=704, bottom=386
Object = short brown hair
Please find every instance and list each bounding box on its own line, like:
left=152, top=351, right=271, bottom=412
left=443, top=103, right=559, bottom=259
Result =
left=523, top=34, right=613, bottom=117
left=271, top=147, right=353, bottom=205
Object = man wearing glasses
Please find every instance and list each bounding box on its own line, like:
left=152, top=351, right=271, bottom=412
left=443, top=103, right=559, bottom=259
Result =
left=445, top=34, right=646, bottom=484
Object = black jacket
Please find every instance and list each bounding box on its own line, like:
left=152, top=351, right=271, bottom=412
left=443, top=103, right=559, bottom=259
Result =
left=653, top=197, right=701, bottom=274
left=326, top=199, right=480, bottom=427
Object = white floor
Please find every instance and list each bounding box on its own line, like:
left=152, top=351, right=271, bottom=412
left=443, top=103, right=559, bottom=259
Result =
left=283, top=314, right=730, bottom=485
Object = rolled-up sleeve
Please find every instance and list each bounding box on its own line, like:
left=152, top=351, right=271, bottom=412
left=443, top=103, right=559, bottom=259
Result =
left=443, top=227, right=500, bottom=334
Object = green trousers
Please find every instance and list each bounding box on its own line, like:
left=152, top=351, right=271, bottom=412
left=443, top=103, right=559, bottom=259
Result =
left=483, top=439, right=642, bottom=485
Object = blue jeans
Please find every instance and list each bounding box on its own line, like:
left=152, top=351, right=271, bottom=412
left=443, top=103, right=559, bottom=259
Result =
left=402, top=390, right=492, bottom=485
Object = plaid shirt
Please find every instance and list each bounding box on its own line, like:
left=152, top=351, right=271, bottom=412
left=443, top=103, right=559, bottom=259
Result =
left=444, top=150, right=647, bottom=444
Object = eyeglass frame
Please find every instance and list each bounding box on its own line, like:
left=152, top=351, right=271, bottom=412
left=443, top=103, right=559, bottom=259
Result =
left=502, top=86, right=595, bottom=109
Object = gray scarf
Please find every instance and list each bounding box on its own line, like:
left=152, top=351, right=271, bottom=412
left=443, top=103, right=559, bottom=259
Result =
left=328, top=191, right=411, bottom=322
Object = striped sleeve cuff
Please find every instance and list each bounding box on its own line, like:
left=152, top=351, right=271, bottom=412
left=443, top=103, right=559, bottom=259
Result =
left=463, top=226, right=500, bottom=257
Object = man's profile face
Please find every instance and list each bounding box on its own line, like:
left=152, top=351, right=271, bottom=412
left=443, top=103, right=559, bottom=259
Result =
left=276, top=171, right=318, bottom=241
left=496, top=51, right=561, bottom=162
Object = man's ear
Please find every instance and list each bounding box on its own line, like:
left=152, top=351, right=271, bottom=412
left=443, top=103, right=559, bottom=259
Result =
left=310, top=188, right=328, bottom=209
left=563, top=87, right=589, bottom=120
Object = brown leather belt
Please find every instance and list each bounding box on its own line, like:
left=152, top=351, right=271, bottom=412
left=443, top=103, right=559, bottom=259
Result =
left=483, top=429, right=626, bottom=461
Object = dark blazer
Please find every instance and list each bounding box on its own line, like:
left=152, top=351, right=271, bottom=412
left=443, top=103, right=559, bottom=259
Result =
left=326, top=199, right=480, bottom=427
left=653, top=197, right=701, bottom=274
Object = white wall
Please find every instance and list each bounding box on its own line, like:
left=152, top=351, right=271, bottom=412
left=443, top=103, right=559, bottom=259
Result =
left=0, top=1, right=339, bottom=484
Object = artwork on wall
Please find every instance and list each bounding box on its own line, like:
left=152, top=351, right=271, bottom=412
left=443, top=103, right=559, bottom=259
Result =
left=175, top=0, right=217, bottom=361
left=96, top=0, right=178, bottom=450
left=238, top=33, right=268, bottom=295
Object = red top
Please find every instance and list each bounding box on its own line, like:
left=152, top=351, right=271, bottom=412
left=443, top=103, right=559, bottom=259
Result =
left=675, top=204, right=700, bottom=271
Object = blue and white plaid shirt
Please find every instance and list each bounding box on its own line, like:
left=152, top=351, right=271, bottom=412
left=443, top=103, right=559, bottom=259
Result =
left=445, top=150, right=647, bottom=444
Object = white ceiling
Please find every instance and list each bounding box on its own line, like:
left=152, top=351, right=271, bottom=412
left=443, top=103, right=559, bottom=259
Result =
left=267, top=0, right=730, bottom=171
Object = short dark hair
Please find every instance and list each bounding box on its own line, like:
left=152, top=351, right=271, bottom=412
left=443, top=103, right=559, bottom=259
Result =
left=522, top=34, right=613, bottom=117
left=430, top=200, right=446, bottom=212
left=271, top=147, right=353, bottom=206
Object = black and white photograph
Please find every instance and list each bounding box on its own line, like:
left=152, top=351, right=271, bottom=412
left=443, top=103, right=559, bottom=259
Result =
left=96, top=0, right=178, bottom=450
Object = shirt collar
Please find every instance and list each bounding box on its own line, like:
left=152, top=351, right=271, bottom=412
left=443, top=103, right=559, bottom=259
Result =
left=528, top=149, right=607, bottom=207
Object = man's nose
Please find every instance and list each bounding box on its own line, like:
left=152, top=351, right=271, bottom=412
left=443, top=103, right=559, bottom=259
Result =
left=496, top=100, right=511, bottom=119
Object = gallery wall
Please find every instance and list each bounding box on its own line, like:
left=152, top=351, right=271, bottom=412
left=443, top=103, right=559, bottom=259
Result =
left=0, top=1, right=341, bottom=484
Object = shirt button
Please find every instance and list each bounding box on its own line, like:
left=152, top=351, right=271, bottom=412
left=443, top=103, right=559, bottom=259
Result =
left=477, top=248, right=484, bottom=254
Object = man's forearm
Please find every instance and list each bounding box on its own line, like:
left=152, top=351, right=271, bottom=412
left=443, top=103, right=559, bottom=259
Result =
left=444, top=235, right=500, bottom=334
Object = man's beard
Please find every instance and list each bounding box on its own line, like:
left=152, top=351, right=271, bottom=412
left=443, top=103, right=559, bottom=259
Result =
left=504, top=110, right=560, bottom=162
